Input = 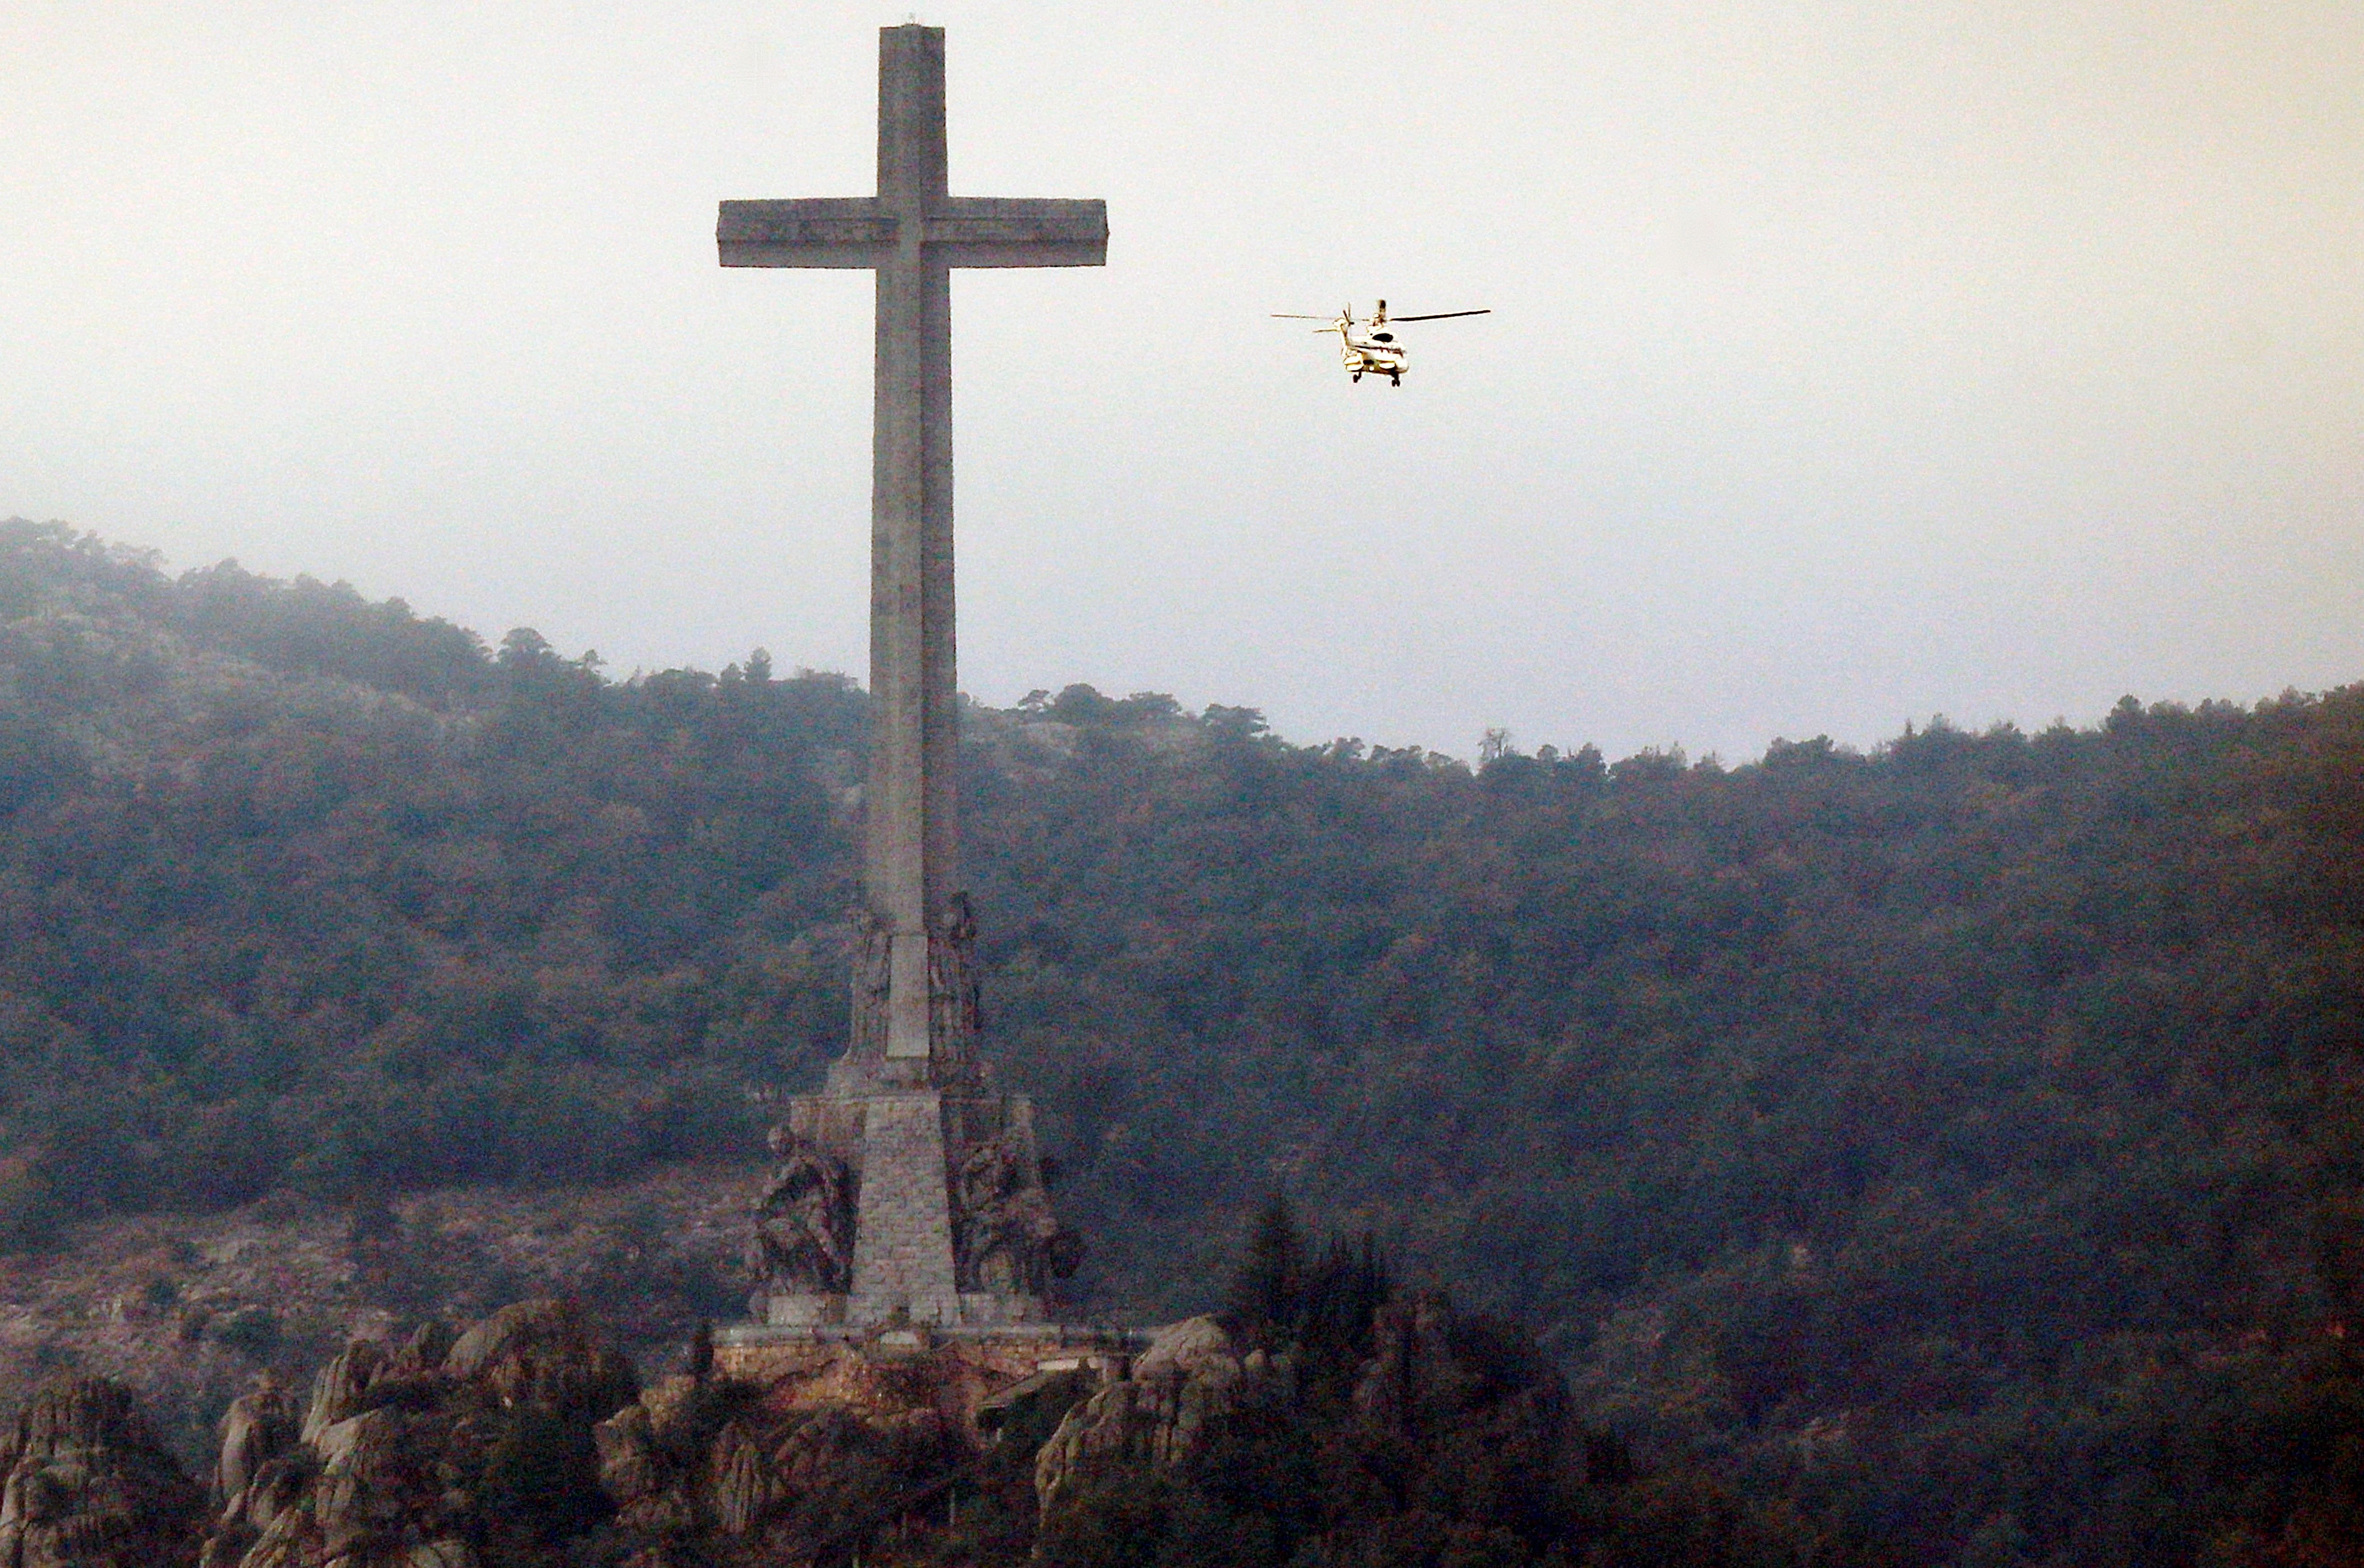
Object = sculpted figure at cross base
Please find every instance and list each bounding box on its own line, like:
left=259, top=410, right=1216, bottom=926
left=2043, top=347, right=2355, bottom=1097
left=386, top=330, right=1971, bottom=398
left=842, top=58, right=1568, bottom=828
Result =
left=954, top=1137, right=1082, bottom=1296
left=750, top=1126, right=854, bottom=1295
left=847, top=893, right=983, bottom=1071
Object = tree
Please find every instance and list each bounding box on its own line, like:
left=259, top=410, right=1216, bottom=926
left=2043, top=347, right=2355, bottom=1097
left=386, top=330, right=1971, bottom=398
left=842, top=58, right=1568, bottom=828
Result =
left=1222, top=1193, right=1304, bottom=1345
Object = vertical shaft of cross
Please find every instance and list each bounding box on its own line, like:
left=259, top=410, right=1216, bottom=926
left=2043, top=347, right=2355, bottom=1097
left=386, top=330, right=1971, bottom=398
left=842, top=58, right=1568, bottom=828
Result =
left=869, top=28, right=957, bottom=1069
left=718, top=24, right=1103, bottom=1096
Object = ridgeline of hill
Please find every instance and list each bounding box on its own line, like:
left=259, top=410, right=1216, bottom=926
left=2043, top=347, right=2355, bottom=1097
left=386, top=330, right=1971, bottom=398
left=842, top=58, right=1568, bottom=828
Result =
left=2, top=518, right=2361, bottom=1564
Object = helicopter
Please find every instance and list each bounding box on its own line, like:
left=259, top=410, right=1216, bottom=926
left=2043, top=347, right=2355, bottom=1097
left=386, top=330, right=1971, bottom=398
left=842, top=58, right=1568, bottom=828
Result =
left=1272, top=299, right=1490, bottom=385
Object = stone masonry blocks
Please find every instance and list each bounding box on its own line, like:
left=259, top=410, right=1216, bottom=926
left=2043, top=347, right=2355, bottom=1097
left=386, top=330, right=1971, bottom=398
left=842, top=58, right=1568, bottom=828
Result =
left=848, top=1092, right=960, bottom=1324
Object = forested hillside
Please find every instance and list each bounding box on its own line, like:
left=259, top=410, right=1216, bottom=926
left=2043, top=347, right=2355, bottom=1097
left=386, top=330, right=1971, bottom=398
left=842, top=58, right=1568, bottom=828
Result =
left=3, top=519, right=2360, bottom=1564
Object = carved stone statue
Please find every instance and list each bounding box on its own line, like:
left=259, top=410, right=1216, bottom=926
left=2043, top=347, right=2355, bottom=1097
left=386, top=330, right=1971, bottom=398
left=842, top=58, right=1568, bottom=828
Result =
left=848, top=909, right=893, bottom=1062
left=953, top=1136, right=1080, bottom=1296
left=750, top=1125, right=854, bottom=1294
left=928, top=893, right=985, bottom=1050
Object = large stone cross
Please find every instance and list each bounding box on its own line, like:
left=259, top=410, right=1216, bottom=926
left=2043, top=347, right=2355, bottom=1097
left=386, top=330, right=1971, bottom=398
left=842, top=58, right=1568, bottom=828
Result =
left=720, top=26, right=1105, bottom=1080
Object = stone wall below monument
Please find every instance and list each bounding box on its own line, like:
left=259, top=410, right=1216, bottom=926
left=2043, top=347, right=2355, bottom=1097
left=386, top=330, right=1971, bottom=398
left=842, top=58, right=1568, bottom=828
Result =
left=764, top=1293, right=846, bottom=1328
left=753, top=1289, right=1048, bottom=1330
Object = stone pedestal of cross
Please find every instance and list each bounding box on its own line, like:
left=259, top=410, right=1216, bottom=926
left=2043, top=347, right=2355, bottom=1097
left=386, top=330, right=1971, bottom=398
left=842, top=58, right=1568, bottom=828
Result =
left=721, top=25, right=1103, bottom=1326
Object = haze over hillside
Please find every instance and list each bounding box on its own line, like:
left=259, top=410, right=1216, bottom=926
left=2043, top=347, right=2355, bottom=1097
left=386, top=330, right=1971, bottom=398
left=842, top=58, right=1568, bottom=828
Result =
left=2, top=520, right=2361, bottom=1562
left=8, top=3, right=2362, bottom=759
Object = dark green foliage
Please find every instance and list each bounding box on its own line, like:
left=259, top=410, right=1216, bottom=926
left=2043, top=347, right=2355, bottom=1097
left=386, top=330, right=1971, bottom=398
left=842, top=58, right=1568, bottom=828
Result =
left=1034, top=1469, right=1182, bottom=1568
left=4, top=521, right=2364, bottom=1562
left=1221, top=1197, right=1392, bottom=1416
left=1297, top=1233, right=1392, bottom=1406
left=0, top=519, right=857, bottom=1216
left=477, top=1403, right=611, bottom=1549
left=1222, top=1192, right=1306, bottom=1346
left=0, top=1154, right=62, bottom=1254
left=210, top=1305, right=280, bottom=1360
left=939, top=1375, right=1096, bottom=1562
left=1043, top=1219, right=1841, bottom=1568
left=963, top=690, right=2364, bottom=1564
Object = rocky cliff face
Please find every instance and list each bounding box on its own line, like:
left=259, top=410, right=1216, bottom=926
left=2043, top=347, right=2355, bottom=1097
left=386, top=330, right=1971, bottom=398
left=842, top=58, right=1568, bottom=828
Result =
left=0, top=1299, right=1056, bottom=1568
left=1033, top=1315, right=1286, bottom=1510
left=595, top=1361, right=969, bottom=1562
left=202, top=1299, right=637, bottom=1568
left=0, top=1376, right=203, bottom=1568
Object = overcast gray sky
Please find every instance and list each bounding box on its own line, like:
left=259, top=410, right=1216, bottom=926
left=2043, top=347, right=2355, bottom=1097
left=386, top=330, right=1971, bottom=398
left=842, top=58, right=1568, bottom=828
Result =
left=3, top=1, right=2358, bottom=760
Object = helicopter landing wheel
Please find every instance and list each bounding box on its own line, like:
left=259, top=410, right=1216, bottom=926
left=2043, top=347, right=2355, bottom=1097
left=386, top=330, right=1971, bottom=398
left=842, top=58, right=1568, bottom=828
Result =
left=1352, top=372, right=1362, bottom=382
left=1389, top=375, right=1401, bottom=387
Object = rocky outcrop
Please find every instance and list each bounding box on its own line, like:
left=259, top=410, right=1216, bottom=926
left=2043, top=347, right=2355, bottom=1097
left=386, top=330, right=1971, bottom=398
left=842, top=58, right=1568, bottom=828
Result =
left=202, top=1300, right=637, bottom=1568
left=1033, top=1316, right=1284, bottom=1509
left=0, top=1298, right=1032, bottom=1568
left=444, top=1300, right=635, bottom=1421
left=1033, top=1295, right=1571, bottom=1526
left=213, top=1382, right=296, bottom=1506
left=0, top=1376, right=203, bottom=1568
left=593, top=1375, right=711, bottom=1538
left=704, top=1417, right=775, bottom=1537
left=595, top=1363, right=974, bottom=1561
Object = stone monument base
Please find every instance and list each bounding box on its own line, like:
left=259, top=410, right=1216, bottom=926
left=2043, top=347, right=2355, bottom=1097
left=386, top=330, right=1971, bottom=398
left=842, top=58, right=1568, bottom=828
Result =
left=757, top=1084, right=1076, bottom=1326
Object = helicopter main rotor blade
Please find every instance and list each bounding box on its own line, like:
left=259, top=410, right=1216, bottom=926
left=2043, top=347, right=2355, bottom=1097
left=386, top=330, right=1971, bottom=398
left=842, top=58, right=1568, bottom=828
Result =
left=1388, top=309, right=1492, bottom=322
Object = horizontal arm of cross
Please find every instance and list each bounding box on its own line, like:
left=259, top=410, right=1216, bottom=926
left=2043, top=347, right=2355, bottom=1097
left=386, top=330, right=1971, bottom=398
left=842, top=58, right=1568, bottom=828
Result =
left=719, top=197, right=1106, bottom=269
left=719, top=199, right=894, bottom=267
left=926, top=198, right=1105, bottom=268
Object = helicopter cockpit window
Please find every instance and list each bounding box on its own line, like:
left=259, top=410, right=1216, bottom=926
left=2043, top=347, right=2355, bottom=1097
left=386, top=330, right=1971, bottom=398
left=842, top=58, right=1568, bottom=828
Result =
left=1372, top=331, right=1394, bottom=342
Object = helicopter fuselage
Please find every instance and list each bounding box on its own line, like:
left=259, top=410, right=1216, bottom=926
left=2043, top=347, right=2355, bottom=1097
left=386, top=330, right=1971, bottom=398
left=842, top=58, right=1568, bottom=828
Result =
left=1275, top=302, right=1486, bottom=385
left=1341, top=330, right=1408, bottom=383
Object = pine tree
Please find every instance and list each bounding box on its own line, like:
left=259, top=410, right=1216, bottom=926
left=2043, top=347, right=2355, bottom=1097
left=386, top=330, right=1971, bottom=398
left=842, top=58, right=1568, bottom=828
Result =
left=1222, top=1192, right=1304, bottom=1345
